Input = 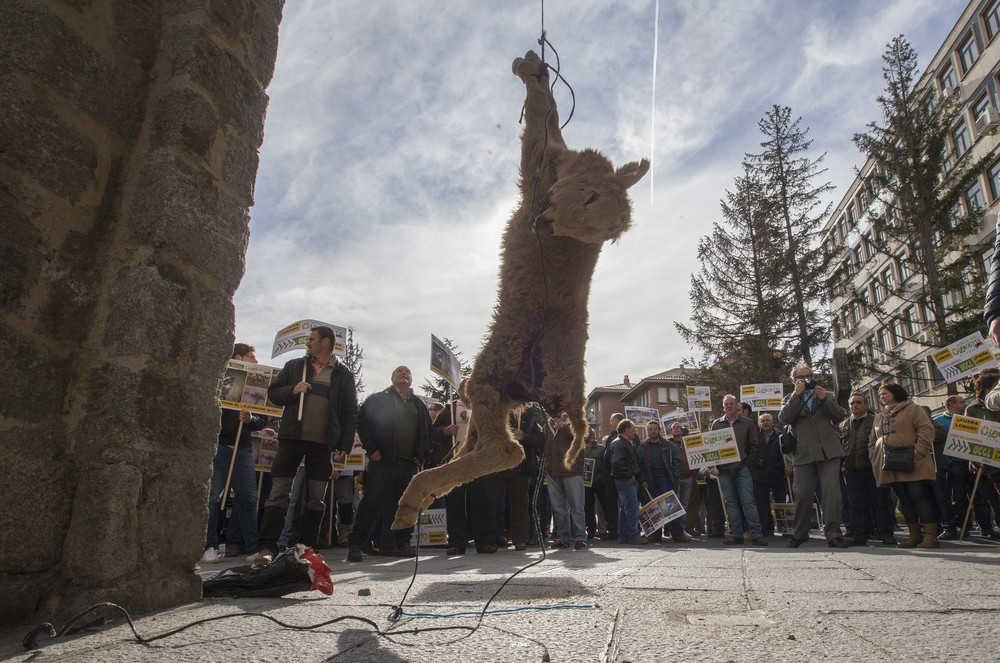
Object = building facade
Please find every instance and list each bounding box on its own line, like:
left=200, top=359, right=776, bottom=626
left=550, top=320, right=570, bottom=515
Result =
left=825, top=0, right=1000, bottom=410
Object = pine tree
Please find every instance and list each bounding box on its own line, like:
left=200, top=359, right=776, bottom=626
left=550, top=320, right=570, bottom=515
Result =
left=675, top=162, right=791, bottom=393
left=851, top=36, right=992, bottom=380
left=342, top=326, right=365, bottom=398
left=748, top=105, right=837, bottom=368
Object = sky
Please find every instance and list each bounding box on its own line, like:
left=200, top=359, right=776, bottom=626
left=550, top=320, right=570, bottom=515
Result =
left=234, top=0, right=970, bottom=399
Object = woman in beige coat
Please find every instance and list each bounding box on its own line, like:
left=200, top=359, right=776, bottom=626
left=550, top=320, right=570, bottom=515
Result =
left=869, top=382, right=938, bottom=548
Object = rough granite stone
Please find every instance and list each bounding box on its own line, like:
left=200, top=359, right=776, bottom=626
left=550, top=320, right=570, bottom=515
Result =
left=103, top=263, right=188, bottom=358
left=152, top=87, right=219, bottom=158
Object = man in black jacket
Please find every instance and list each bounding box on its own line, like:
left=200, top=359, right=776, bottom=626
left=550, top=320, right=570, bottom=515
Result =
left=751, top=413, right=788, bottom=537
left=348, top=366, right=433, bottom=561
left=253, top=326, right=359, bottom=563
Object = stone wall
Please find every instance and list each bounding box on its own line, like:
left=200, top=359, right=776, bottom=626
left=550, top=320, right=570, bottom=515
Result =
left=0, top=0, right=283, bottom=625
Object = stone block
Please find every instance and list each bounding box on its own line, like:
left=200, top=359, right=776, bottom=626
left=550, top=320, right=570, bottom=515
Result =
left=128, top=156, right=250, bottom=293
left=0, top=73, right=98, bottom=202
left=0, top=180, right=41, bottom=311
left=77, top=363, right=141, bottom=454
left=0, top=324, right=70, bottom=422
left=222, top=135, right=260, bottom=204
left=0, top=443, right=73, bottom=573
left=152, top=87, right=218, bottom=158
left=191, top=287, right=236, bottom=373
left=169, top=23, right=269, bottom=144
left=103, top=262, right=188, bottom=358
left=63, top=463, right=142, bottom=584
left=138, top=455, right=216, bottom=569
left=0, top=1, right=144, bottom=141
left=111, top=0, right=158, bottom=67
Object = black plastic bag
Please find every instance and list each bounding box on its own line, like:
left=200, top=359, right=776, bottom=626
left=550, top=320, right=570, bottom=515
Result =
left=202, top=545, right=333, bottom=598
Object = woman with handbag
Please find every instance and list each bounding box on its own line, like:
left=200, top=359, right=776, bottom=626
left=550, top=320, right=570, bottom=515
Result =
left=869, top=382, right=938, bottom=548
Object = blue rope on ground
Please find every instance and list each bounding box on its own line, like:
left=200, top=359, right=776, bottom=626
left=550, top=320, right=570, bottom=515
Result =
left=401, top=603, right=595, bottom=619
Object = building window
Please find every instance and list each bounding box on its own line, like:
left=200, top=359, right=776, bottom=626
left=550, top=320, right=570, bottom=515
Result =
left=903, top=306, right=919, bottom=336
left=857, top=188, right=869, bottom=211
left=967, top=180, right=985, bottom=213
left=878, top=327, right=890, bottom=353
left=851, top=301, right=863, bottom=326
left=988, top=160, right=1000, bottom=201
left=881, top=265, right=895, bottom=291
left=890, top=319, right=904, bottom=347
left=958, top=33, right=980, bottom=73
left=657, top=387, right=668, bottom=405
left=669, top=387, right=678, bottom=402
left=940, top=64, right=958, bottom=91
left=954, top=120, right=972, bottom=155
left=852, top=245, right=863, bottom=269
left=847, top=202, right=857, bottom=224
left=872, top=280, right=884, bottom=304
left=986, top=0, right=1000, bottom=41
left=973, top=93, right=992, bottom=126
left=897, top=252, right=911, bottom=282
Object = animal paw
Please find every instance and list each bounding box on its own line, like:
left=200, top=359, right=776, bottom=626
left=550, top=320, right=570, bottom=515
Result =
left=392, top=502, right=420, bottom=531
left=512, top=50, right=544, bottom=80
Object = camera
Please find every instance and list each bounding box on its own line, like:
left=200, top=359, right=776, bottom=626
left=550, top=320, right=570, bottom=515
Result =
left=804, top=379, right=817, bottom=390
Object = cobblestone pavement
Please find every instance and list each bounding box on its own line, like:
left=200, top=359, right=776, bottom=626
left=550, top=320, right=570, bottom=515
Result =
left=3, top=534, right=999, bottom=662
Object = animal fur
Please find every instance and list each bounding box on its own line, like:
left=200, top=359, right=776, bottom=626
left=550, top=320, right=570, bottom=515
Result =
left=392, top=50, right=648, bottom=530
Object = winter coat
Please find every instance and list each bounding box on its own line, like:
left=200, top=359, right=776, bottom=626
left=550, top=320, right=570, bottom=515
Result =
left=708, top=415, right=761, bottom=471
left=778, top=390, right=845, bottom=466
left=839, top=412, right=875, bottom=471
left=868, top=400, right=936, bottom=487
left=638, top=438, right=682, bottom=491
left=754, top=428, right=786, bottom=484
left=608, top=434, right=641, bottom=481
left=543, top=423, right=584, bottom=478
left=268, top=356, right=358, bottom=453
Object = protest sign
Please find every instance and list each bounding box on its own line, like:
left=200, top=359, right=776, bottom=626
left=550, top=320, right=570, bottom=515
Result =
left=773, top=503, right=821, bottom=534
left=624, top=406, right=661, bottom=426
left=220, top=360, right=283, bottom=417
left=252, top=430, right=279, bottom=472
left=662, top=408, right=700, bottom=433
left=739, top=383, right=784, bottom=411
left=931, top=332, right=999, bottom=385
left=272, top=319, right=347, bottom=359
left=682, top=427, right=741, bottom=469
left=430, top=334, right=462, bottom=390
left=583, top=457, right=596, bottom=488
left=639, top=491, right=686, bottom=537
left=408, top=508, right=448, bottom=547
left=686, top=386, right=712, bottom=412
left=943, top=415, right=1000, bottom=469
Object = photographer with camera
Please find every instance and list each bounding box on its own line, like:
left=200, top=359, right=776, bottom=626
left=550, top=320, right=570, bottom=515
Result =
left=778, top=363, right=849, bottom=548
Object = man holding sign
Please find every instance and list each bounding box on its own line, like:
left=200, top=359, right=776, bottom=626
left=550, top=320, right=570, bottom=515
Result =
left=254, top=326, right=359, bottom=563
left=709, top=395, right=767, bottom=546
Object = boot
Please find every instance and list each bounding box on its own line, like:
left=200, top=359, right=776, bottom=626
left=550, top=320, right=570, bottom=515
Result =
left=898, top=523, right=923, bottom=548
left=917, top=523, right=939, bottom=549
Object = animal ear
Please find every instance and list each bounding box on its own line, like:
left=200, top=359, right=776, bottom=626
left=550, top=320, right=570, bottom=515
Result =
left=615, top=158, right=650, bottom=189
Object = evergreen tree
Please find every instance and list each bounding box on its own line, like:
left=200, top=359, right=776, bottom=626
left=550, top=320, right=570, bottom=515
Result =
left=851, top=36, right=992, bottom=379
left=675, top=162, right=791, bottom=393
left=342, top=326, right=365, bottom=398
left=748, top=105, right=837, bottom=368
left=419, top=338, right=472, bottom=402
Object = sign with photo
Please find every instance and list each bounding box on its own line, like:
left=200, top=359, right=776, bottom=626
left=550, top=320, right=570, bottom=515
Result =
left=252, top=430, right=279, bottom=472
left=639, top=490, right=686, bottom=536
left=220, top=359, right=283, bottom=417
left=686, top=386, right=712, bottom=412
left=662, top=408, right=700, bottom=433
left=773, top=502, right=821, bottom=533
left=583, top=457, right=596, bottom=487
left=739, top=383, right=784, bottom=411
left=430, top=334, right=462, bottom=390
left=682, top=427, right=741, bottom=469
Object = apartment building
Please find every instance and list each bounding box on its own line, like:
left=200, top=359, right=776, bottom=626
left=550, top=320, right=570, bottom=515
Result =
left=825, top=0, right=1000, bottom=409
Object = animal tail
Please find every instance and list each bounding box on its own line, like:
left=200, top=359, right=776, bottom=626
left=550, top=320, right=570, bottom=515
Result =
left=562, top=411, right=588, bottom=470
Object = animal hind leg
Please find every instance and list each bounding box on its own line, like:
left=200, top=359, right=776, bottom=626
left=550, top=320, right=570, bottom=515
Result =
left=393, top=400, right=525, bottom=530
left=562, top=403, right=589, bottom=471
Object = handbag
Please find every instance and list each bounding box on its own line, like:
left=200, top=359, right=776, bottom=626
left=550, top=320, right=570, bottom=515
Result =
left=779, top=426, right=797, bottom=454
left=882, top=444, right=915, bottom=472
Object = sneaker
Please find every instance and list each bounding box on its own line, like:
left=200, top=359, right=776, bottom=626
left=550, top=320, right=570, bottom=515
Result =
left=551, top=539, right=570, bottom=549
left=574, top=539, right=587, bottom=550
left=200, top=548, right=221, bottom=564
left=246, top=551, right=273, bottom=565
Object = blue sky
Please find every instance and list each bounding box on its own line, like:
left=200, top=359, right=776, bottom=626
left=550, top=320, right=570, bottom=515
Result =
left=235, top=0, right=968, bottom=398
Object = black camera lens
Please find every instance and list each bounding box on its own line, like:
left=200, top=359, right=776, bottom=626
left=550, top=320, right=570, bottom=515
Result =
left=804, top=379, right=817, bottom=390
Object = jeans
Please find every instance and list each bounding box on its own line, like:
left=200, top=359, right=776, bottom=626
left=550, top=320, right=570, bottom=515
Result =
left=615, top=479, right=641, bottom=542
left=718, top=465, right=762, bottom=539
left=842, top=467, right=896, bottom=538
left=206, top=443, right=259, bottom=554
left=933, top=466, right=957, bottom=528
left=546, top=474, right=586, bottom=542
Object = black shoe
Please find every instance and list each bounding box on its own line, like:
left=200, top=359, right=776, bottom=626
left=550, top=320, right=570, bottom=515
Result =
left=347, top=546, right=363, bottom=562
left=707, top=531, right=726, bottom=539
left=880, top=535, right=897, bottom=546
left=446, top=546, right=466, bottom=555
left=476, top=544, right=498, bottom=554
left=827, top=536, right=850, bottom=548
left=361, top=542, right=378, bottom=556
left=723, top=536, right=744, bottom=545
left=379, top=547, right=398, bottom=557
left=939, top=528, right=959, bottom=541
left=843, top=535, right=867, bottom=546
left=751, top=537, right=768, bottom=546
left=396, top=546, right=417, bottom=558
left=785, top=537, right=807, bottom=548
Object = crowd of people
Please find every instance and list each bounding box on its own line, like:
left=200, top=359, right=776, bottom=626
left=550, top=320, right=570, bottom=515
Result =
left=199, top=333, right=1000, bottom=565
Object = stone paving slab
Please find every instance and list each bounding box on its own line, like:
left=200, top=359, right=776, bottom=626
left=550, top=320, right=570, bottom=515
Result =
left=1, top=536, right=997, bottom=662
